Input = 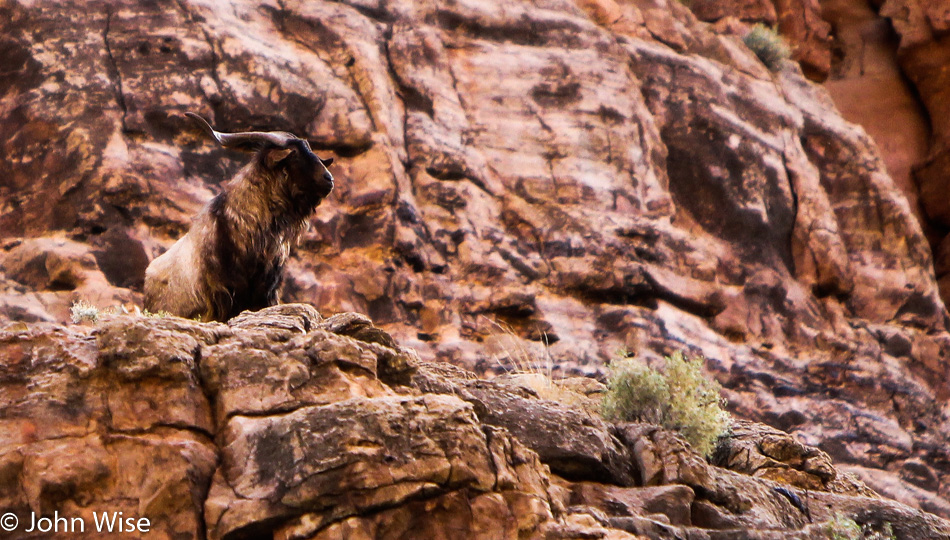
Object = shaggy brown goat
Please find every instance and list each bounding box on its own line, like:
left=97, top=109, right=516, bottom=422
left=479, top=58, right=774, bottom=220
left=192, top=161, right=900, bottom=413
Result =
left=144, top=113, right=334, bottom=321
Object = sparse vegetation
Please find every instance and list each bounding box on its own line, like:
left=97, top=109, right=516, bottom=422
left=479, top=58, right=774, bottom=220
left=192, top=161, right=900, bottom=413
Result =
left=485, top=317, right=555, bottom=381
left=824, top=514, right=895, bottom=540
left=826, top=515, right=862, bottom=540
left=873, top=523, right=896, bottom=540
left=70, top=300, right=100, bottom=324
left=602, top=351, right=730, bottom=456
left=70, top=301, right=176, bottom=324
left=484, top=317, right=598, bottom=413
left=743, top=24, right=790, bottom=71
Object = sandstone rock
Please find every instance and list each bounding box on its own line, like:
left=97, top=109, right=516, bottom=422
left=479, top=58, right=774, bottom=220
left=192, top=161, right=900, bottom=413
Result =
left=200, top=327, right=390, bottom=420
left=299, top=489, right=561, bottom=540
left=774, top=0, right=832, bottom=80
left=0, top=237, right=140, bottom=322
left=1, top=237, right=98, bottom=291
left=2, top=0, right=950, bottom=521
left=227, top=303, right=323, bottom=333
left=412, top=362, right=637, bottom=486
left=821, top=0, right=931, bottom=229
left=615, top=424, right=712, bottom=489
left=206, top=395, right=554, bottom=539
left=0, top=276, right=55, bottom=323
left=873, top=0, right=950, bottom=315
left=684, top=0, right=830, bottom=79
left=0, top=321, right=217, bottom=539
left=712, top=420, right=841, bottom=491
left=569, top=483, right=696, bottom=526
left=690, top=0, right=778, bottom=25
left=844, top=465, right=950, bottom=518
left=3, top=310, right=950, bottom=538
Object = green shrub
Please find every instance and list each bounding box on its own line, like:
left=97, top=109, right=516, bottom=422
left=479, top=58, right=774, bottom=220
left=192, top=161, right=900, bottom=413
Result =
left=824, top=514, right=895, bottom=540
left=826, top=515, right=862, bottom=540
left=871, top=523, right=896, bottom=540
left=743, top=24, right=790, bottom=71
left=602, top=351, right=730, bottom=456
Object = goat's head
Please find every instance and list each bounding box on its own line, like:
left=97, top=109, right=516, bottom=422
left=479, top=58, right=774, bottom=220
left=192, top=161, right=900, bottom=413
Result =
left=186, top=112, right=335, bottom=198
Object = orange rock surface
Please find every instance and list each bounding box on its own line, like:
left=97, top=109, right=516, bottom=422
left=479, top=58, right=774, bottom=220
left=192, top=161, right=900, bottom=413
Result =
left=1, top=0, right=950, bottom=526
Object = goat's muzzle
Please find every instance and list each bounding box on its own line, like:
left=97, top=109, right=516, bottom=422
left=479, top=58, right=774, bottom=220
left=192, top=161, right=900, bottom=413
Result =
left=316, top=170, right=334, bottom=197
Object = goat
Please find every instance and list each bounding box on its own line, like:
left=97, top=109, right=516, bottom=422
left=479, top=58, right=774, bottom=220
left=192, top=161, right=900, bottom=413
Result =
left=144, top=113, right=335, bottom=321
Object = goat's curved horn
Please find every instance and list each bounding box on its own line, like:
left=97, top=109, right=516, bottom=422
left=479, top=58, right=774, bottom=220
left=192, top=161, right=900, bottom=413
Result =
left=185, top=112, right=296, bottom=149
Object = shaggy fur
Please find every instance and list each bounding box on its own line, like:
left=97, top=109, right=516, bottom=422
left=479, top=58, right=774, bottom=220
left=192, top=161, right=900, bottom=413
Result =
left=144, top=119, right=334, bottom=321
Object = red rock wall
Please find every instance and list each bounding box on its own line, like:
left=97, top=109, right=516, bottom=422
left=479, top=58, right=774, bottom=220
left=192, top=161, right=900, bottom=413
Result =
left=820, top=0, right=950, bottom=308
left=877, top=0, right=950, bottom=304
left=7, top=307, right=948, bottom=538
left=2, top=0, right=950, bottom=516
left=821, top=0, right=931, bottom=228
left=691, top=0, right=832, bottom=79
left=691, top=0, right=950, bottom=312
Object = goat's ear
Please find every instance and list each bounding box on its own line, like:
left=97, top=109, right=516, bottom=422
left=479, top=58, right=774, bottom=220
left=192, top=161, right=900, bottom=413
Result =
left=265, top=148, right=294, bottom=169
left=321, top=157, right=334, bottom=167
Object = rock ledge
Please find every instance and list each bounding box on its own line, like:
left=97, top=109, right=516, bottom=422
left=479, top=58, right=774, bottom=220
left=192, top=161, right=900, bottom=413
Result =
left=2, top=304, right=948, bottom=539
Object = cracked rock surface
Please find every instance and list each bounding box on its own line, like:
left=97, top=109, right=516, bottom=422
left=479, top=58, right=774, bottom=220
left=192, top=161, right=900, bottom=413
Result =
left=3, top=304, right=950, bottom=539
left=2, top=0, right=950, bottom=521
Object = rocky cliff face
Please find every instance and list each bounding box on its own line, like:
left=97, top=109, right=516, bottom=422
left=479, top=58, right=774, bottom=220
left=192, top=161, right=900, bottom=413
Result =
left=3, top=305, right=950, bottom=539
left=819, top=0, right=931, bottom=229
left=689, top=0, right=950, bottom=313
left=878, top=0, right=950, bottom=305
left=690, top=0, right=832, bottom=80
left=2, top=0, right=950, bottom=527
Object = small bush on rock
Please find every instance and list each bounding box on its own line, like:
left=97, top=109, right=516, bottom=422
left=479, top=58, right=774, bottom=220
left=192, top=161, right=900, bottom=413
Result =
left=70, top=300, right=100, bottom=324
left=826, top=514, right=862, bottom=540
left=602, top=351, right=730, bottom=456
left=743, top=24, right=790, bottom=71
left=825, top=514, right=895, bottom=540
